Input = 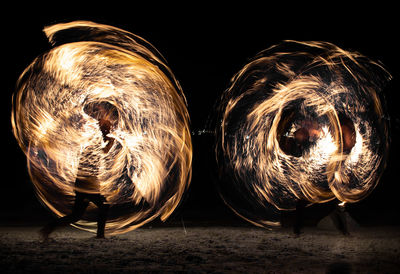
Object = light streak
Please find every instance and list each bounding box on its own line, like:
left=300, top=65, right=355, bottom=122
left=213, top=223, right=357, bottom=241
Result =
left=12, top=21, right=192, bottom=235
left=215, top=40, right=391, bottom=228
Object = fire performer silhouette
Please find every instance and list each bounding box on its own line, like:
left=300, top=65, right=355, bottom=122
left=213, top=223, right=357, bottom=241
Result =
left=290, top=118, right=354, bottom=236
left=40, top=102, right=118, bottom=240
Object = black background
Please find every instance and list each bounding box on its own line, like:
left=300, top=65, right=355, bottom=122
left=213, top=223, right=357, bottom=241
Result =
left=2, top=4, right=399, bottom=227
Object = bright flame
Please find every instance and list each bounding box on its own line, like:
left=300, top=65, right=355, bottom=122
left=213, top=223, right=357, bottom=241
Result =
left=215, top=40, right=390, bottom=228
left=11, top=21, right=192, bottom=235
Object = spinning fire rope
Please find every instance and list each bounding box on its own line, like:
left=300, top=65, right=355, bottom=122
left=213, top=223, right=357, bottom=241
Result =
left=215, top=40, right=391, bottom=227
left=12, top=21, right=192, bottom=235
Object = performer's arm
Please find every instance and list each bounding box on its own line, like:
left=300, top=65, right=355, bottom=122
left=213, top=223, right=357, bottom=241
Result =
left=103, top=137, right=115, bottom=153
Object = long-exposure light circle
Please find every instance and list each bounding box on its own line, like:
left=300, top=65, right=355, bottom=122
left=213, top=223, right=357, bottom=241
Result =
left=215, top=40, right=391, bottom=228
left=12, top=21, right=192, bottom=235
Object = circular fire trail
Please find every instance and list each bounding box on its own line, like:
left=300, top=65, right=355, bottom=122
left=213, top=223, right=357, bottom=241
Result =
left=215, top=40, right=391, bottom=227
left=12, top=21, right=192, bottom=235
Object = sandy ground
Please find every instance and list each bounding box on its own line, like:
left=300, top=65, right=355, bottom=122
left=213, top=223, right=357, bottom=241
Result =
left=0, top=224, right=399, bottom=273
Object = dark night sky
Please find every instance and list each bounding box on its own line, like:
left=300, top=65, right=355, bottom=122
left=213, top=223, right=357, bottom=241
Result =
left=2, top=4, right=400, bottom=226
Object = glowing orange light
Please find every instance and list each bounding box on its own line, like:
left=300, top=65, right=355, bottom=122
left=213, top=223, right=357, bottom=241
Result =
left=215, top=40, right=391, bottom=228
left=12, top=21, right=192, bottom=235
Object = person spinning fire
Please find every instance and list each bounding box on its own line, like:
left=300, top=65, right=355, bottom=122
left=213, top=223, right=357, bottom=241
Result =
left=281, top=117, right=355, bottom=236
left=40, top=101, right=118, bottom=240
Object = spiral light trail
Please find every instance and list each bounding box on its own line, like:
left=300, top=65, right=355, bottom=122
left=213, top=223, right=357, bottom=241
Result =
left=12, top=21, right=192, bottom=235
left=215, top=40, right=391, bottom=228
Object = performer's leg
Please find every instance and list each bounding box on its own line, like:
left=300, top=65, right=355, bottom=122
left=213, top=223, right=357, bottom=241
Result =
left=40, top=192, right=89, bottom=240
left=293, top=200, right=307, bottom=236
left=330, top=203, right=349, bottom=235
left=89, top=194, right=110, bottom=238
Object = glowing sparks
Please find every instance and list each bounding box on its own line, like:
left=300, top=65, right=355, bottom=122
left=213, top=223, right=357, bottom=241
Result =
left=215, top=40, right=391, bottom=227
left=12, top=21, right=192, bottom=235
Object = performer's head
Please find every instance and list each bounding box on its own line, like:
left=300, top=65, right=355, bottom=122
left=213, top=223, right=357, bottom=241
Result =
left=84, top=101, right=119, bottom=138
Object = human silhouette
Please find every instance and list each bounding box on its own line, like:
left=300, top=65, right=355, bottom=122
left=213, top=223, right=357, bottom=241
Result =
left=286, top=118, right=352, bottom=236
left=40, top=102, right=118, bottom=240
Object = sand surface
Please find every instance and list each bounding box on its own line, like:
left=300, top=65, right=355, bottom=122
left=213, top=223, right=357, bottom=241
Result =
left=0, top=224, right=399, bottom=273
